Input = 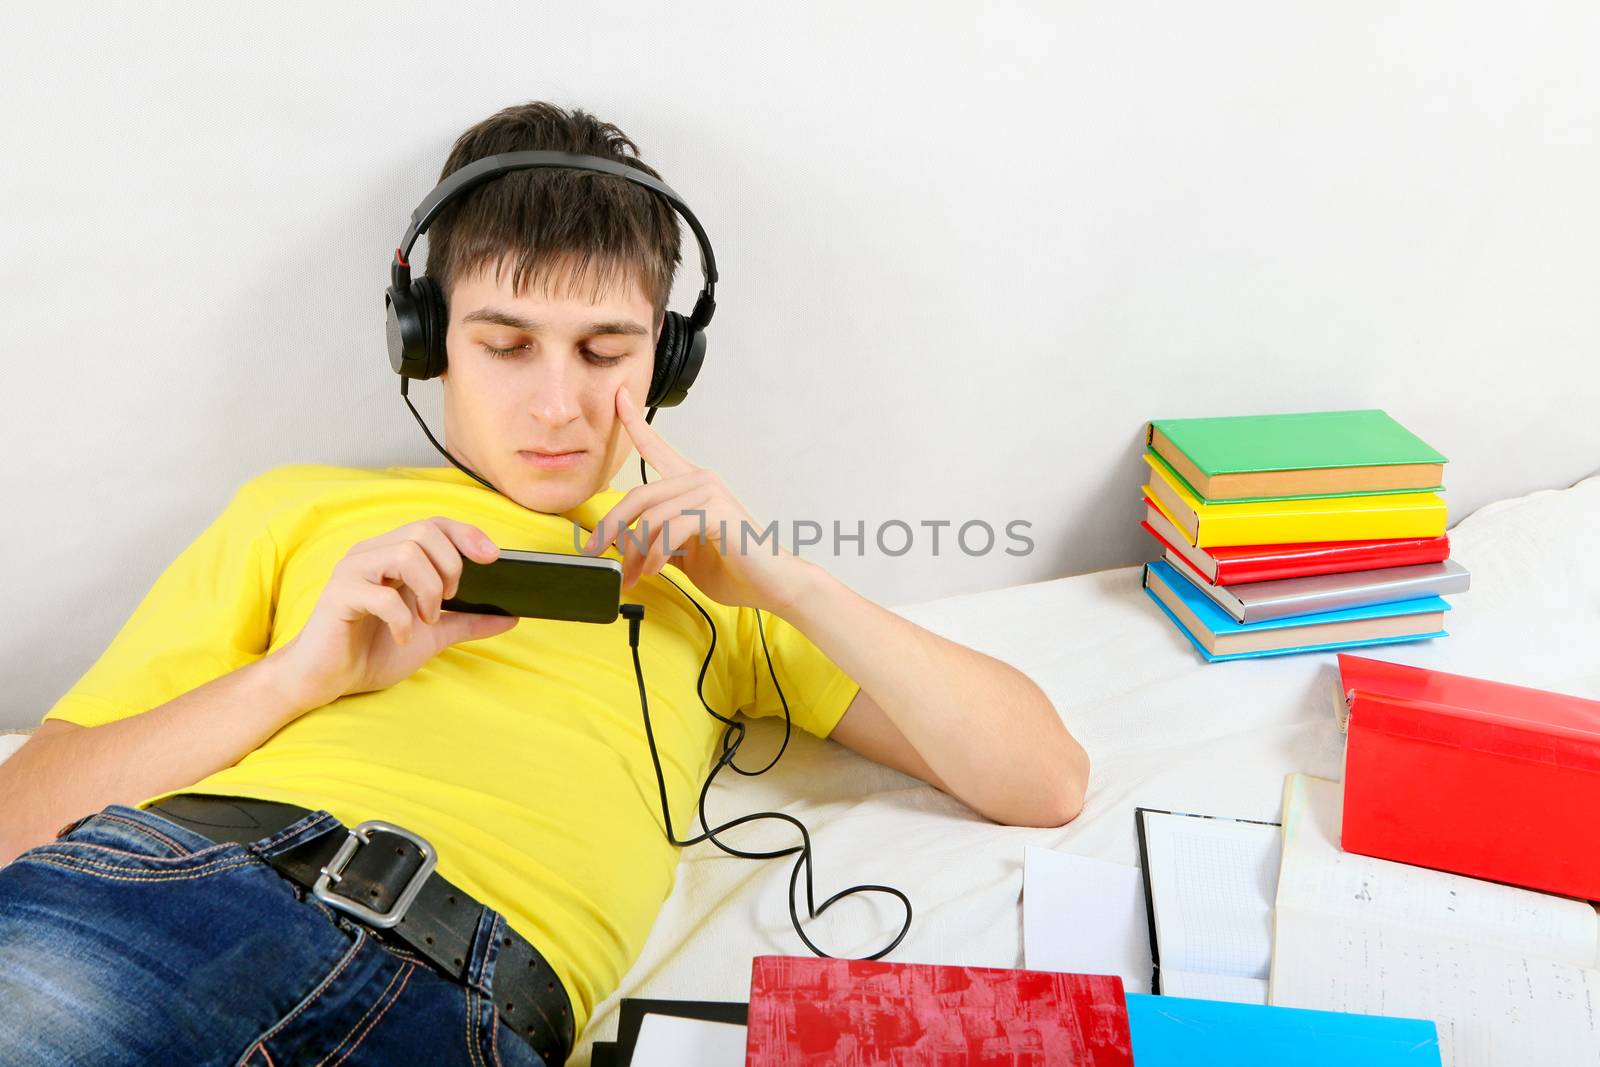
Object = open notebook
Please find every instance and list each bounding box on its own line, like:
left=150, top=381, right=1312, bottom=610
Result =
left=1270, top=774, right=1600, bottom=1067
left=1135, top=807, right=1282, bottom=1003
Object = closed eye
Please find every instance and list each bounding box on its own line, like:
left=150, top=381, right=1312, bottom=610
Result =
left=482, top=343, right=624, bottom=367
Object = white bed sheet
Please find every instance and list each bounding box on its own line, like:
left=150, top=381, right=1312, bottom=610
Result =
left=573, top=471, right=1600, bottom=1063
left=4, top=473, right=1597, bottom=1064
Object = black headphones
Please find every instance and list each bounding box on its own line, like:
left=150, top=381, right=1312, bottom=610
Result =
left=385, top=150, right=718, bottom=411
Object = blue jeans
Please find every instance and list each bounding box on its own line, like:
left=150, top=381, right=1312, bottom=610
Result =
left=0, top=801, right=549, bottom=1067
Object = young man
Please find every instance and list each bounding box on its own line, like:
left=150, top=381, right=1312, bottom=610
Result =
left=0, top=102, right=1089, bottom=1066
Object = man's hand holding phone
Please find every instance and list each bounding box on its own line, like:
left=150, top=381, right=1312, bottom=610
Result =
left=275, top=517, right=520, bottom=711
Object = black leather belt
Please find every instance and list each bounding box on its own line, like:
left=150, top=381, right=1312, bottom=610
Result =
left=144, top=792, right=574, bottom=1066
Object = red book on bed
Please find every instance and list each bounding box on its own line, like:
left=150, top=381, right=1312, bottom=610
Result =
left=1340, top=654, right=1600, bottom=901
left=1140, top=496, right=1451, bottom=585
left=744, top=955, right=1133, bottom=1066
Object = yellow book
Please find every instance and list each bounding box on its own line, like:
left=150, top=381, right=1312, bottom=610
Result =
left=1142, top=453, right=1447, bottom=547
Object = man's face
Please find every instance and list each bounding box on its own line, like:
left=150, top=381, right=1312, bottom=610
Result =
left=439, top=256, right=658, bottom=513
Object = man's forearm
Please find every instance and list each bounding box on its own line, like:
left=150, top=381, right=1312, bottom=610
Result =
left=0, top=652, right=316, bottom=865
left=776, top=562, right=1089, bottom=826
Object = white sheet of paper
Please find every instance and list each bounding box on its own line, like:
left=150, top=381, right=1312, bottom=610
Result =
left=1022, top=846, right=1152, bottom=993
left=632, top=1013, right=748, bottom=1067
left=1141, top=809, right=1281, bottom=1003
left=1271, top=773, right=1600, bottom=1067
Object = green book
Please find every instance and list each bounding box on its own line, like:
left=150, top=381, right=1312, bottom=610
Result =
left=1145, top=409, right=1448, bottom=503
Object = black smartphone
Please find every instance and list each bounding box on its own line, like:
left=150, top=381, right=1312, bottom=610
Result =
left=440, top=549, right=623, bottom=624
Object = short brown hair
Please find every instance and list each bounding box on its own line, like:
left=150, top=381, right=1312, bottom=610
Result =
left=423, top=101, right=682, bottom=325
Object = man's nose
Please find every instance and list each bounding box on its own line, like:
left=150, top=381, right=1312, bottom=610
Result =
left=527, top=356, right=582, bottom=425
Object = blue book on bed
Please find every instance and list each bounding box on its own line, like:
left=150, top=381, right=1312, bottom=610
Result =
left=1141, top=558, right=1449, bottom=662
left=1126, top=993, right=1441, bottom=1066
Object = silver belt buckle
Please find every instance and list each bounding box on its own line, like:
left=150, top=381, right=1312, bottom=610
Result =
left=311, top=819, right=437, bottom=929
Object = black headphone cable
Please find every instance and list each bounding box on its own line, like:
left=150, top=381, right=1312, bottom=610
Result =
left=619, top=572, right=912, bottom=960
left=400, top=375, right=502, bottom=495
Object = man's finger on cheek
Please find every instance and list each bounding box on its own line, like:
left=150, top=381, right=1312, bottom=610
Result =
left=617, top=385, right=694, bottom=478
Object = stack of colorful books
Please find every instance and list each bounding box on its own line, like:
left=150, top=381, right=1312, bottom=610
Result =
left=1138, top=409, right=1470, bottom=662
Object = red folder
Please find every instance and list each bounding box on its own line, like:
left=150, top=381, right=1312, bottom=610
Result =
left=1140, top=498, right=1450, bottom=585
left=1339, top=654, right=1600, bottom=900
left=745, top=955, right=1133, bottom=1066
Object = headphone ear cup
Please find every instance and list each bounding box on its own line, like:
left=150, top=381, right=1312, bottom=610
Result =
left=647, top=311, right=683, bottom=407
left=414, top=275, right=448, bottom=379
left=648, top=311, right=707, bottom=408
left=385, top=275, right=449, bottom=380
left=386, top=284, right=423, bottom=379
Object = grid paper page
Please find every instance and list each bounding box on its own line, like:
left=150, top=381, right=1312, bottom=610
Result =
left=1157, top=971, right=1268, bottom=1005
left=1142, top=810, right=1282, bottom=1001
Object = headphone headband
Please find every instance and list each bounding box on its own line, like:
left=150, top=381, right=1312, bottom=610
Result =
left=392, top=149, right=718, bottom=330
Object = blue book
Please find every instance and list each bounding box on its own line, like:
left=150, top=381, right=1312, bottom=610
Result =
left=1142, top=558, right=1448, bottom=662
left=1126, top=993, right=1441, bottom=1066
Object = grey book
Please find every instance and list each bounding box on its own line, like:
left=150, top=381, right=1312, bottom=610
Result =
left=1163, top=551, right=1470, bottom=624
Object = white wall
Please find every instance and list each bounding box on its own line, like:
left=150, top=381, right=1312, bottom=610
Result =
left=4, top=1, right=1598, bottom=727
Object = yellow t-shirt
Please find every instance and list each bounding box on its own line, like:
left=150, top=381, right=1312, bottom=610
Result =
left=40, top=463, right=861, bottom=1039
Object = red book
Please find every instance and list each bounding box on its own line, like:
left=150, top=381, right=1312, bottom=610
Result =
left=1339, top=653, right=1600, bottom=901
left=745, top=956, right=1133, bottom=1066
left=1141, top=496, right=1450, bottom=585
